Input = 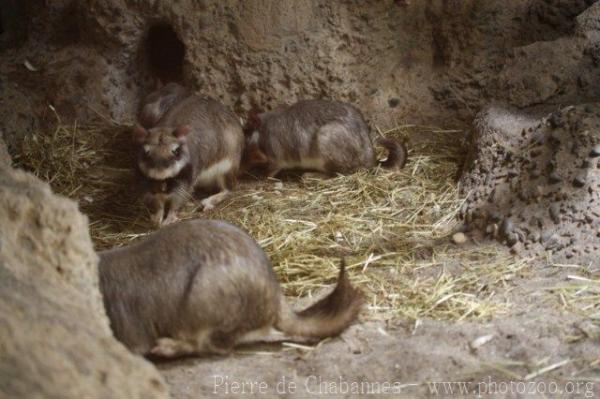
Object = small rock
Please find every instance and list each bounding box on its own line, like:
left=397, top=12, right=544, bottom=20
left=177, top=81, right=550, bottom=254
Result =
left=573, top=170, right=587, bottom=188
left=582, top=159, right=591, bottom=168
left=500, top=218, right=514, bottom=237
left=470, top=334, right=495, bottom=350
left=541, top=229, right=554, bottom=243
left=510, top=242, right=522, bottom=254
left=590, top=144, right=600, bottom=158
left=528, top=231, right=541, bottom=242
left=543, top=233, right=560, bottom=250
left=506, top=233, right=518, bottom=247
left=452, top=232, right=467, bottom=245
left=548, top=171, right=562, bottom=184
left=274, top=181, right=284, bottom=190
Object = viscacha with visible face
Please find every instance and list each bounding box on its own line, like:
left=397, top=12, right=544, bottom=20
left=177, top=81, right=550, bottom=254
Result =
left=134, top=91, right=244, bottom=226
left=99, top=219, right=363, bottom=358
left=243, top=99, right=407, bottom=177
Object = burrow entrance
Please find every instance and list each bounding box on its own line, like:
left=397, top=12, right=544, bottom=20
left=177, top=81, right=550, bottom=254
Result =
left=0, top=1, right=29, bottom=49
left=144, top=23, right=186, bottom=84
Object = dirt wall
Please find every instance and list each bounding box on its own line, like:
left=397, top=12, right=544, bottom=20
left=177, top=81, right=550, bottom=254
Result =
left=1, top=0, right=599, bottom=155
left=0, top=161, right=169, bottom=398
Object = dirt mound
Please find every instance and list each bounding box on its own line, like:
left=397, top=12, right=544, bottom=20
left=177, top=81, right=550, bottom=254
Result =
left=461, top=104, right=600, bottom=265
left=0, top=162, right=168, bottom=399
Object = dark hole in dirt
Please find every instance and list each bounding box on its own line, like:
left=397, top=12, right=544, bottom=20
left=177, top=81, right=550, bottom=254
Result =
left=52, top=3, right=81, bottom=45
left=145, top=24, right=185, bottom=84
left=0, top=1, right=30, bottom=50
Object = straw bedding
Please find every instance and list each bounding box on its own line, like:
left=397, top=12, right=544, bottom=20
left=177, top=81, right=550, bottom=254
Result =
left=15, top=115, right=531, bottom=322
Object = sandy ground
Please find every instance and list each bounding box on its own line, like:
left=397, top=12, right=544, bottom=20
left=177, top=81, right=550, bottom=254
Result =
left=13, top=119, right=599, bottom=398
left=158, top=245, right=600, bottom=398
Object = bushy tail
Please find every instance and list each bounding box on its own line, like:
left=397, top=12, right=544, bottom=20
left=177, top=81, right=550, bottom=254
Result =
left=377, top=137, right=408, bottom=169
left=275, top=260, right=363, bottom=339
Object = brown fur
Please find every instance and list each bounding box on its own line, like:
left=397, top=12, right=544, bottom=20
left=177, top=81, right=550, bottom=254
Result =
left=98, top=220, right=363, bottom=358
left=243, top=108, right=262, bottom=137
left=242, top=100, right=408, bottom=177
left=138, top=82, right=190, bottom=128
left=377, top=137, right=408, bottom=169
left=134, top=92, right=244, bottom=226
left=276, top=260, right=362, bottom=338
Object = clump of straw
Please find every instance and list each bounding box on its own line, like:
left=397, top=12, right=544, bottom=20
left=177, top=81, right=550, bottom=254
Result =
left=16, top=120, right=527, bottom=321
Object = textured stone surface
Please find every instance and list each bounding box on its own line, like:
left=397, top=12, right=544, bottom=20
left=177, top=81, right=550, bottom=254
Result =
left=1, top=0, right=599, bottom=151
left=461, top=103, right=600, bottom=264
left=0, top=80, right=40, bottom=154
left=0, top=166, right=168, bottom=399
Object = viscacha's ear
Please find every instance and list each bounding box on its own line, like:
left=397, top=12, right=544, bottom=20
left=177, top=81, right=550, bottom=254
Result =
left=133, top=125, right=149, bottom=143
left=173, top=125, right=192, bottom=139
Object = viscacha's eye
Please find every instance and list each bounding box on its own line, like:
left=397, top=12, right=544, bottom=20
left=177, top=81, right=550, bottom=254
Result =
left=172, top=147, right=182, bottom=157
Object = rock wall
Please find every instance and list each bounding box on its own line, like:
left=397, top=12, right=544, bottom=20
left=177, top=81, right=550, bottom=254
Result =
left=491, top=2, right=600, bottom=109
left=461, top=103, right=600, bottom=264
left=0, top=160, right=168, bottom=399
left=459, top=2, right=600, bottom=265
left=1, top=0, right=599, bottom=154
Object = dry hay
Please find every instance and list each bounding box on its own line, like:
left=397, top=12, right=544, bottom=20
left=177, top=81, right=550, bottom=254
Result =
left=15, top=113, right=531, bottom=322
left=545, top=262, right=600, bottom=322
